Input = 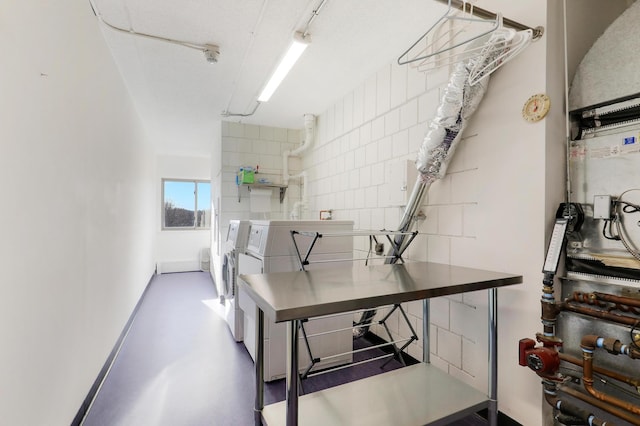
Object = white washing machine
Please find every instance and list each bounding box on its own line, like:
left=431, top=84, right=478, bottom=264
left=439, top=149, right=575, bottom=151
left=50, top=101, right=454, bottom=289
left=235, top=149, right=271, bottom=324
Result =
left=238, top=220, right=354, bottom=382
left=221, top=220, right=250, bottom=342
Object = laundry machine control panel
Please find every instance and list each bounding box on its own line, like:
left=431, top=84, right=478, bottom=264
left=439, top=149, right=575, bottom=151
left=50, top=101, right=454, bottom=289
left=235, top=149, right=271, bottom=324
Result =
left=246, top=224, right=267, bottom=256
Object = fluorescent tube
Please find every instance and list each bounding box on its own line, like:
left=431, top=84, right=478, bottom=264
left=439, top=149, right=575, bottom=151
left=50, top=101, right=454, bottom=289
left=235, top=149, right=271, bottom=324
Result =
left=258, top=34, right=309, bottom=102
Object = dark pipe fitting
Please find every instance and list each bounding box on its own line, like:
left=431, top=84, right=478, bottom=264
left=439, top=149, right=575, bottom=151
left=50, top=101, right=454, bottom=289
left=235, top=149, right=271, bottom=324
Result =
left=581, top=334, right=599, bottom=351
left=541, top=299, right=561, bottom=321
left=555, top=414, right=586, bottom=425
left=602, top=337, right=624, bottom=355
left=544, top=388, right=604, bottom=426
left=590, top=418, right=607, bottom=426
left=543, top=284, right=554, bottom=294
left=543, top=325, right=555, bottom=337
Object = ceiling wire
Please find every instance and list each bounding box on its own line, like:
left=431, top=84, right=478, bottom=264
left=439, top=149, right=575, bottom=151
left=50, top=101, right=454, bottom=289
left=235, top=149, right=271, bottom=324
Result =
left=223, top=0, right=330, bottom=119
left=87, top=0, right=210, bottom=52
left=302, top=0, right=329, bottom=37
left=221, top=0, right=271, bottom=118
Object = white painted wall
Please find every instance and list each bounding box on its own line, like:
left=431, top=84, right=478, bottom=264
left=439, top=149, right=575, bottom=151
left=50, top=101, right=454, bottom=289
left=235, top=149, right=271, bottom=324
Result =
left=0, top=1, right=155, bottom=424
left=301, top=1, right=628, bottom=424
left=155, top=154, right=212, bottom=273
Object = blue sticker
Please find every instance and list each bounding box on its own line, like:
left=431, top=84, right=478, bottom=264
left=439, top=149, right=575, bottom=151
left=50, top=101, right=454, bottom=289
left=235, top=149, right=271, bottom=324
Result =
left=623, top=136, right=636, bottom=145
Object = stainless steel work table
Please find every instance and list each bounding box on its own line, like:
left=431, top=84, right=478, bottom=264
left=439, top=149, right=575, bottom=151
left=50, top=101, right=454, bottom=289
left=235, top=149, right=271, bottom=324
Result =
left=238, top=261, right=522, bottom=426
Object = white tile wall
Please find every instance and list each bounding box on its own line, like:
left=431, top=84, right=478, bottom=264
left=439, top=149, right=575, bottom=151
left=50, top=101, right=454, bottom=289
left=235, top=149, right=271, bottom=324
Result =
left=301, top=4, right=577, bottom=423
left=376, top=65, right=391, bottom=115
left=219, top=121, right=302, bottom=227
left=450, top=301, right=485, bottom=345
left=436, top=327, right=462, bottom=369
left=391, top=62, right=407, bottom=109
left=429, top=297, right=450, bottom=329
left=385, top=109, right=400, bottom=136
left=462, top=336, right=488, bottom=391
left=302, top=54, right=497, bottom=389
left=364, top=76, right=377, bottom=122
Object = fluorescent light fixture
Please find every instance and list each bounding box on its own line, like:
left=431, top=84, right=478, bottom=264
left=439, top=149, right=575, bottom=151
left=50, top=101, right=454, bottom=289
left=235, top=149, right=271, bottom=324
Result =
left=258, top=32, right=310, bottom=102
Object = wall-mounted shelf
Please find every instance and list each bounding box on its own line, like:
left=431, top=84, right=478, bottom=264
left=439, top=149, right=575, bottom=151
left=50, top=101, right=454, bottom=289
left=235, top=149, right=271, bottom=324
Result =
left=237, top=183, right=287, bottom=203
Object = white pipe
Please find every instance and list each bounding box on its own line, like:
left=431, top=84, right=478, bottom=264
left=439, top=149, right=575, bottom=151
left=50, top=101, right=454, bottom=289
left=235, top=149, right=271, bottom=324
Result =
left=293, top=113, right=315, bottom=156
left=282, top=149, right=291, bottom=218
left=283, top=114, right=315, bottom=219
left=290, top=171, right=308, bottom=220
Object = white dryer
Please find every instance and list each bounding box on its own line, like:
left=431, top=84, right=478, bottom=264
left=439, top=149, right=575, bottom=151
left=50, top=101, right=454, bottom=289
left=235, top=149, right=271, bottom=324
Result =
left=221, top=220, right=250, bottom=342
left=238, top=220, right=354, bottom=382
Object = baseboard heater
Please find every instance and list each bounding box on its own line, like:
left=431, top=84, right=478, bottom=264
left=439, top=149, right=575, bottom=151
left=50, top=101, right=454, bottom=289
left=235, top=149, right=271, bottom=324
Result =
left=156, top=260, right=202, bottom=274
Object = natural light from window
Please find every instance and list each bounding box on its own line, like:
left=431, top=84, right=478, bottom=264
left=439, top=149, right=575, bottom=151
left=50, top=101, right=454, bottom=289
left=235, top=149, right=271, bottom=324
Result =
left=162, top=179, right=211, bottom=230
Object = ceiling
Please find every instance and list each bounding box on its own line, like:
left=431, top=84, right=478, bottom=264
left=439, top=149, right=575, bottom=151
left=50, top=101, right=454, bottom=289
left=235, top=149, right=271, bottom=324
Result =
left=90, top=0, right=447, bottom=155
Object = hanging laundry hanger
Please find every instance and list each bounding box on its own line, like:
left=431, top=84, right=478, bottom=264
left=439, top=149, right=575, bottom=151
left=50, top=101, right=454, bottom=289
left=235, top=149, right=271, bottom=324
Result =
left=397, top=0, right=500, bottom=69
left=412, top=22, right=509, bottom=73
left=467, top=24, right=533, bottom=86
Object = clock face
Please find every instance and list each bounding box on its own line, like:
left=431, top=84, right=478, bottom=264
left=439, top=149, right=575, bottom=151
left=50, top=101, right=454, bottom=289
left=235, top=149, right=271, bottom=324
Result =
left=522, top=94, right=550, bottom=123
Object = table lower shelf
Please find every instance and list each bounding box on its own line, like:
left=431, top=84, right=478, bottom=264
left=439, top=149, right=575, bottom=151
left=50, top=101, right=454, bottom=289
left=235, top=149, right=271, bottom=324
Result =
left=261, top=363, right=490, bottom=426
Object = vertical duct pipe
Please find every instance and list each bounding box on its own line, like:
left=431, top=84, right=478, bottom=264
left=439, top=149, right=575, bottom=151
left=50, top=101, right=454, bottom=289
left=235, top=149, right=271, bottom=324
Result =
left=283, top=114, right=315, bottom=219
left=355, top=52, right=493, bottom=337
left=389, top=55, right=490, bottom=258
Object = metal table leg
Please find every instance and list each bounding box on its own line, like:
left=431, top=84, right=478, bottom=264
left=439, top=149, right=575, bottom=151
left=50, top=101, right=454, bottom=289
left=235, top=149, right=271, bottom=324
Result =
left=422, top=299, right=430, bottom=363
left=286, top=319, right=300, bottom=426
left=488, top=288, right=498, bottom=426
left=254, top=308, right=264, bottom=426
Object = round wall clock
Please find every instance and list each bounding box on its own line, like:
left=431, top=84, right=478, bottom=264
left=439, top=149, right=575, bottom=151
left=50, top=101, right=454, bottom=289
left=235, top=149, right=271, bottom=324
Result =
left=522, top=93, right=550, bottom=123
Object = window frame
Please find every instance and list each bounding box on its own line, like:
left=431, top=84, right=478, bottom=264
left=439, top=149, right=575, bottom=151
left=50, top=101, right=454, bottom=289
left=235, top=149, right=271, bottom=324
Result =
left=161, top=178, right=211, bottom=231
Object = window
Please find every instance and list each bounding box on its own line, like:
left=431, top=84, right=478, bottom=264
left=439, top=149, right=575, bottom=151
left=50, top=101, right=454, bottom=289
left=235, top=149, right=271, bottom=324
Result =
left=162, top=179, right=211, bottom=229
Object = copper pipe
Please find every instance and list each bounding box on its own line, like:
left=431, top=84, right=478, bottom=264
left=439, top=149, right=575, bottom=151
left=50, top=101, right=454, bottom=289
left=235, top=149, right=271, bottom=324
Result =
left=561, top=352, right=640, bottom=387
left=557, top=385, right=640, bottom=426
left=581, top=334, right=600, bottom=350
left=541, top=299, right=562, bottom=322
left=559, top=352, right=640, bottom=388
left=593, top=292, right=640, bottom=309
left=570, top=291, right=605, bottom=306
left=568, top=291, right=640, bottom=315
left=581, top=336, right=640, bottom=416
left=562, top=302, right=640, bottom=326
left=541, top=293, right=561, bottom=336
